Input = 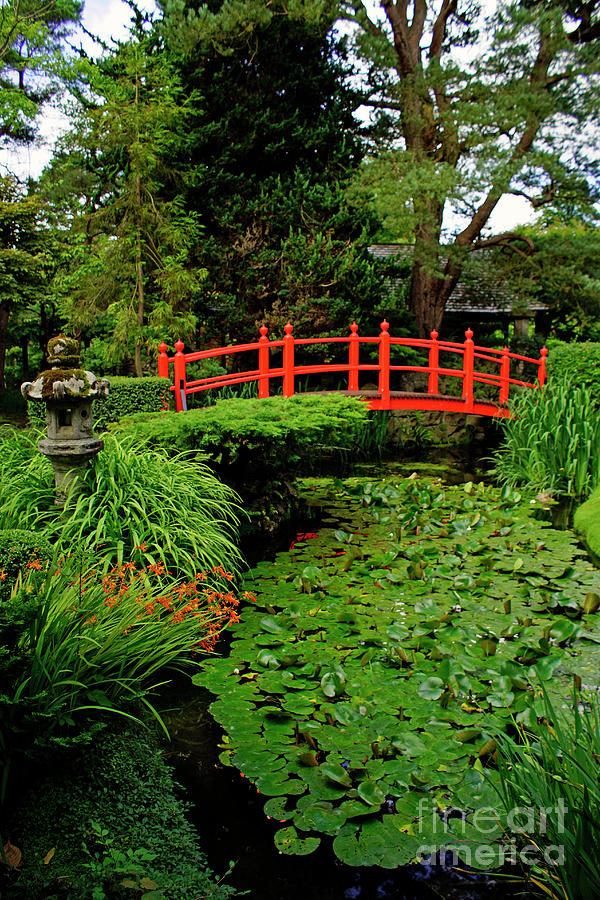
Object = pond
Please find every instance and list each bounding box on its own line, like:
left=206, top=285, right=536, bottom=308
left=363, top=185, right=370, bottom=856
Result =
left=161, top=457, right=600, bottom=900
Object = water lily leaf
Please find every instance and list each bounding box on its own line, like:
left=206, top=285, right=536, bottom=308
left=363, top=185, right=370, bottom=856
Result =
left=260, top=616, right=286, bottom=634
left=357, top=780, right=386, bottom=807
left=386, top=625, right=410, bottom=641
left=333, top=704, right=362, bottom=725
left=320, top=670, right=346, bottom=698
left=455, top=727, right=483, bottom=743
left=296, top=803, right=347, bottom=834
left=274, top=826, right=320, bottom=855
left=256, top=650, right=281, bottom=669
left=320, top=761, right=352, bottom=787
left=264, top=797, right=293, bottom=820
left=487, top=691, right=514, bottom=708
left=584, top=593, right=600, bottom=615
left=298, top=751, right=319, bottom=767
left=417, top=677, right=445, bottom=700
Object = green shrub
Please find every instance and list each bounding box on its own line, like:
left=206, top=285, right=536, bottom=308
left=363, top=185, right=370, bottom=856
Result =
left=574, top=487, right=600, bottom=561
left=547, top=341, right=600, bottom=404
left=0, top=530, right=53, bottom=601
left=5, top=725, right=236, bottom=899
left=0, top=430, right=241, bottom=578
left=113, top=393, right=372, bottom=475
left=27, top=376, right=172, bottom=432
left=492, top=376, right=600, bottom=499
left=494, top=690, right=600, bottom=900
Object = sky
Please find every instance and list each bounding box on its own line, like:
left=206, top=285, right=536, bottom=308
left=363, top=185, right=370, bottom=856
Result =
left=0, top=0, right=534, bottom=233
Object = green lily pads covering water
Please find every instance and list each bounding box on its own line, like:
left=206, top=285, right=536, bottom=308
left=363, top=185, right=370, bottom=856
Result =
left=194, top=475, right=600, bottom=868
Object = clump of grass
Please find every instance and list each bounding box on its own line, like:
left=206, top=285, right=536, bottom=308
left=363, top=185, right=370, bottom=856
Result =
left=0, top=429, right=241, bottom=578
left=494, top=691, right=600, bottom=900
left=492, top=377, right=600, bottom=499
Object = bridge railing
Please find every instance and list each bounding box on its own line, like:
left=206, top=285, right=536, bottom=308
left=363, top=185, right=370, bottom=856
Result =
left=158, top=321, right=548, bottom=415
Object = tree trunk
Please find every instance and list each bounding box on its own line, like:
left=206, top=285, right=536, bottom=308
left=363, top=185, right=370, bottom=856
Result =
left=133, top=61, right=144, bottom=379
left=0, top=300, right=11, bottom=391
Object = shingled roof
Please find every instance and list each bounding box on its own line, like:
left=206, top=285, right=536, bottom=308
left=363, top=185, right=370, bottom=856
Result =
left=369, top=244, right=548, bottom=315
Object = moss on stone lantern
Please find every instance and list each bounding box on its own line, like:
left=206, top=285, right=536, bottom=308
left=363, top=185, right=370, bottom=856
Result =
left=21, top=335, right=110, bottom=506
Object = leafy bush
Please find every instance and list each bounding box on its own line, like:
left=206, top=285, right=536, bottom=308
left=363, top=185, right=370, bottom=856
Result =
left=27, top=376, right=172, bottom=432
left=492, top=377, right=600, bottom=499
left=5, top=725, right=236, bottom=899
left=494, top=691, right=600, bottom=900
left=0, top=530, right=53, bottom=601
left=547, top=341, right=600, bottom=405
left=0, top=553, right=247, bottom=771
left=113, top=393, right=372, bottom=475
left=574, top=487, right=600, bottom=561
left=0, top=430, right=241, bottom=578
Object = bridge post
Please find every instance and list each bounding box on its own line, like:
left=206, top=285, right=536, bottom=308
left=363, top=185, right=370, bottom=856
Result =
left=283, top=322, right=295, bottom=398
left=158, top=342, right=169, bottom=379
left=378, top=320, right=391, bottom=408
left=428, top=330, right=439, bottom=394
left=500, top=345, right=510, bottom=404
left=258, top=325, right=270, bottom=398
left=174, top=339, right=187, bottom=412
left=462, top=328, right=474, bottom=411
left=348, top=321, right=359, bottom=391
left=538, top=346, right=548, bottom=387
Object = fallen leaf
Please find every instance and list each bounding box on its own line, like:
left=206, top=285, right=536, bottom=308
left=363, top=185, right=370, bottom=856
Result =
left=2, top=841, right=22, bottom=868
left=43, top=847, right=56, bottom=865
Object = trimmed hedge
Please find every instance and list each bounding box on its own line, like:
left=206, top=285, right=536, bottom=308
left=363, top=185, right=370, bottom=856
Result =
left=574, top=488, right=600, bottom=561
left=5, top=725, right=235, bottom=899
left=112, top=394, right=373, bottom=542
left=547, top=342, right=600, bottom=404
left=27, top=376, right=172, bottom=432
left=0, top=529, right=53, bottom=601
left=112, top=393, right=372, bottom=475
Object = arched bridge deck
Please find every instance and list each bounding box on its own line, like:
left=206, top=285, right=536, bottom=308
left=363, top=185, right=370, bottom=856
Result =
left=158, top=321, right=548, bottom=418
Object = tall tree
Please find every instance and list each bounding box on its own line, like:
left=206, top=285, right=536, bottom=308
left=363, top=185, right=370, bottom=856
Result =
left=0, top=175, right=49, bottom=389
left=164, top=1, right=600, bottom=336
left=0, top=0, right=82, bottom=146
left=45, top=31, right=201, bottom=375
left=342, top=0, right=600, bottom=334
left=158, top=0, right=394, bottom=344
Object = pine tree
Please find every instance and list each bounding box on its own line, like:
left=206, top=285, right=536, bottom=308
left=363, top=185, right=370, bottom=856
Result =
left=159, top=0, right=391, bottom=344
left=45, top=30, right=202, bottom=374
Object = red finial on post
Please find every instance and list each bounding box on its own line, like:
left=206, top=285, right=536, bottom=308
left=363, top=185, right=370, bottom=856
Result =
left=499, top=345, right=510, bottom=404
left=283, top=322, right=295, bottom=398
left=428, top=330, right=439, bottom=394
left=462, top=328, right=474, bottom=411
left=379, top=319, right=391, bottom=408
left=174, top=340, right=186, bottom=412
left=158, top=341, right=169, bottom=379
left=348, top=321, right=359, bottom=391
left=258, top=325, right=270, bottom=399
left=538, top=346, right=548, bottom=387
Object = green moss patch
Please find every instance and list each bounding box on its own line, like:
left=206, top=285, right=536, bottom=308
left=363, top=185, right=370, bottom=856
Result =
left=574, top=488, right=600, bottom=561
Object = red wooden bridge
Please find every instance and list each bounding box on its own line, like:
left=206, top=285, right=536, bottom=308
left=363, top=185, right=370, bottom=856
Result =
left=158, top=321, right=548, bottom=417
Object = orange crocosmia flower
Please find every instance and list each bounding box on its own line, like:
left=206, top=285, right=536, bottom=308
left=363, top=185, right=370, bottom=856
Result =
left=25, top=559, right=43, bottom=570
left=0, top=570, right=6, bottom=581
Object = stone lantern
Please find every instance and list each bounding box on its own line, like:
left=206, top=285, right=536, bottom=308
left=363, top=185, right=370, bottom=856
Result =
left=21, top=335, right=110, bottom=507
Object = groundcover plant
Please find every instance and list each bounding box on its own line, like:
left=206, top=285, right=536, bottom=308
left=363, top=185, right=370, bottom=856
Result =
left=195, top=476, right=600, bottom=868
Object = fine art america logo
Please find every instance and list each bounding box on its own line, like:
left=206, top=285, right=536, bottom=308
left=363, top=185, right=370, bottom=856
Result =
left=415, top=798, right=567, bottom=868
